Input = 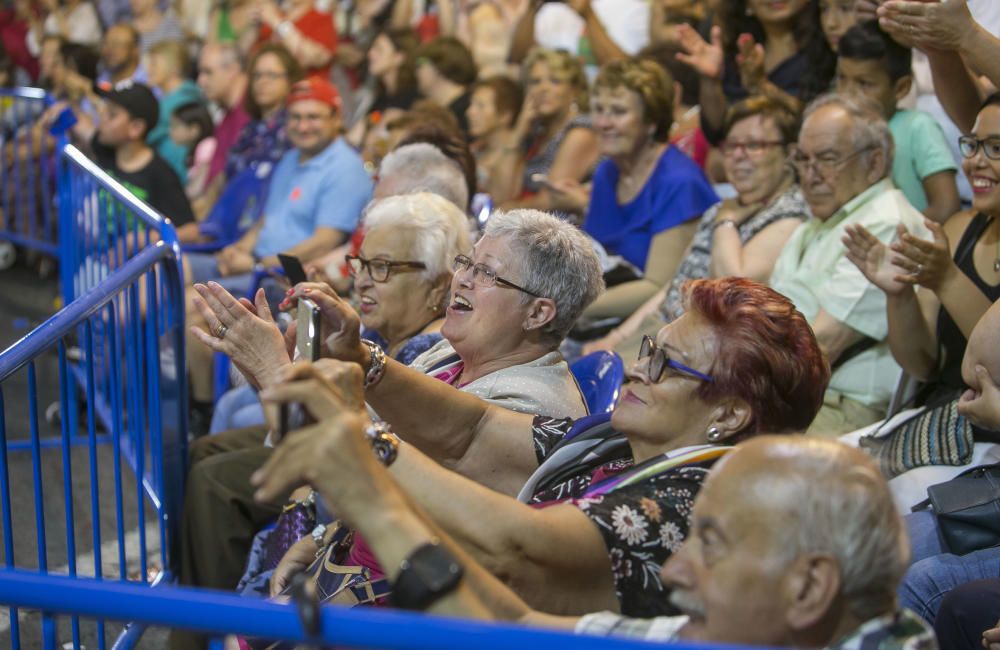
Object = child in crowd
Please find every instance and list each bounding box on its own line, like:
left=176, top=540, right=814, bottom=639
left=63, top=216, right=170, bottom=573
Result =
left=90, top=80, right=196, bottom=239
left=169, top=101, right=216, bottom=201
left=836, top=20, right=960, bottom=222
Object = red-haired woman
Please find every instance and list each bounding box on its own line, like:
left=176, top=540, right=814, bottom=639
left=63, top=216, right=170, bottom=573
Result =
left=259, top=277, right=830, bottom=619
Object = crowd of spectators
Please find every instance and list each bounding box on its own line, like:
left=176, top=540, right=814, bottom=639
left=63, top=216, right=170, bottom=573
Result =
left=6, top=0, right=1000, bottom=648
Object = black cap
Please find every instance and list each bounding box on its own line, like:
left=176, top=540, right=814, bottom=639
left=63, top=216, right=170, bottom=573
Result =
left=98, top=80, right=159, bottom=135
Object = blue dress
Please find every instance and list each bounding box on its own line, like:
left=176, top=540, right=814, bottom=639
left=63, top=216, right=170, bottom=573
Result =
left=583, top=146, right=718, bottom=272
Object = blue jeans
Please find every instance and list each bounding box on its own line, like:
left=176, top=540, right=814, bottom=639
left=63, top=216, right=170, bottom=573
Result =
left=209, top=384, right=266, bottom=434
left=899, top=510, right=1000, bottom=623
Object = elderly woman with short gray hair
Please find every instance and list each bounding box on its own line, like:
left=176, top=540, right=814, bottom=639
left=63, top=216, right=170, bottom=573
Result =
left=285, top=208, right=605, bottom=496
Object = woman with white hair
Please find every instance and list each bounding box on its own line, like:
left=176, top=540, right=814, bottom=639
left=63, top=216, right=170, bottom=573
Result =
left=193, top=192, right=472, bottom=432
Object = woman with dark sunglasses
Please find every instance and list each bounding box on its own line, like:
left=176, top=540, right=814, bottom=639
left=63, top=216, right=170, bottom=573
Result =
left=843, top=93, right=1000, bottom=413
left=260, top=276, right=829, bottom=620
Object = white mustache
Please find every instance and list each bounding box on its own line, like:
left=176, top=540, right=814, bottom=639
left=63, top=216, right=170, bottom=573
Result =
left=669, top=589, right=706, bottom=618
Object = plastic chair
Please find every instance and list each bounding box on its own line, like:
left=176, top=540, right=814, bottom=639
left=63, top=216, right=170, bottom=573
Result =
left=570, top=351, right=625, bottom=416
left=184, top=166, right=269, bottom=253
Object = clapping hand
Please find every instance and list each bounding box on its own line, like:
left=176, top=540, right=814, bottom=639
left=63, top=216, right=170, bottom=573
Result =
left=887, top=219, right=955, bottom=291
left=877, top=0, right=973, bottom=52
left=189, top=282, right=292, bottom=389
left=842, top=223, right=911, bottom=295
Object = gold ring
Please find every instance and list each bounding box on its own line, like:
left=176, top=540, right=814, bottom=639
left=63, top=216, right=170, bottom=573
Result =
left=215, top=324, right=229, bottom=339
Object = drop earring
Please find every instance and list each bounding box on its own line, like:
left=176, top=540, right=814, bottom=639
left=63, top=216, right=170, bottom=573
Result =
left=707, top=426, right=722, bottom=443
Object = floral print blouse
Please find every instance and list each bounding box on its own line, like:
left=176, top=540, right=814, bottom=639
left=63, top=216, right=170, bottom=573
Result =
left=530, top=415, right=714, bottom=618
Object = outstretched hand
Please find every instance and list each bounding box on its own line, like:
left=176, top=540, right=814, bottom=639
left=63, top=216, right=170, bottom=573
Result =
left=252, top=360, right=374, bottom=505
left=676, top=24, right=724, bottom=80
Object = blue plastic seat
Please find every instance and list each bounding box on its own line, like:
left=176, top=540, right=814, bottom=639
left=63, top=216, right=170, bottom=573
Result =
left=570, top=350, right=625, bottom=416
left=183, top=165, right=269, bottom=253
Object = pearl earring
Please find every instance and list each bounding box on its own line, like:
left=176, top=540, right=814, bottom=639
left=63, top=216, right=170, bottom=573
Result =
left=707, top=426, right=722, bottom=443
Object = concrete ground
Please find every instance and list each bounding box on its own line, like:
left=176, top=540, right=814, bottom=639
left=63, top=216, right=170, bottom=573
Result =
left=0, top=255, right=171, bottom=649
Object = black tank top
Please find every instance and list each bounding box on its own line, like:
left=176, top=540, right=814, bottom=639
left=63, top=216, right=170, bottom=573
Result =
left=932, top=213, right=1000, bottom=403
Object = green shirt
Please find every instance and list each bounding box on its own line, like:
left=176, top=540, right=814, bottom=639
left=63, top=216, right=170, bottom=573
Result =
left=770, top=179, right=930, bottom=409
left=890, top=109, right=958, bottom=213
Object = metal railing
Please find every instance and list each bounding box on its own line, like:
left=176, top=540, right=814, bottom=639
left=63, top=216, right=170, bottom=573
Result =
left=0, top=136, right=188, bottom=649
left=0, top=87, right=64, bottom=257
left=0, top=569, right=699, bottom=650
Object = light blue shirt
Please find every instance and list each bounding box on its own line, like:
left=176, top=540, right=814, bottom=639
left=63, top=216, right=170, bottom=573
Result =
left=253, top=138, right=372, bottom=259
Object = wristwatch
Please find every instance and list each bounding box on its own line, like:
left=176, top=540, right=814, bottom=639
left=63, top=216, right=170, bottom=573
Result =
left=389, top=541, right=464, bottom=611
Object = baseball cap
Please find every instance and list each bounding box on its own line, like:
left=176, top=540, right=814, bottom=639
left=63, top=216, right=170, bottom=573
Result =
left=287, top=77, right=340, bottom=111
left=98, top=80, right=159, bottom=134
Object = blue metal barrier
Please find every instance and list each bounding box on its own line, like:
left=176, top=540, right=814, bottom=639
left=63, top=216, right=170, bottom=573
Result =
left=0, top=88, right=64, bottom=257
left=0, top=569, right=708, bottom=649
left=0, top=142, right=188, bottom=649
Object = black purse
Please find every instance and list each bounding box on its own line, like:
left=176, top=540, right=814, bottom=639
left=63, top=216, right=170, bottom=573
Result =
left=913, top=462, right=1000, bottom=556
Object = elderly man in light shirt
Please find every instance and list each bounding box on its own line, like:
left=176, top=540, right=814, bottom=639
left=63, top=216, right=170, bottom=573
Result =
left=769, top=92, right=930, bottom=436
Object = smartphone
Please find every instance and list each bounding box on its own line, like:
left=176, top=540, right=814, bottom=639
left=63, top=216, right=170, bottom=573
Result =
left=278, top=253, right=308, bottom=286
left=279, top=298, right=322, bottom=439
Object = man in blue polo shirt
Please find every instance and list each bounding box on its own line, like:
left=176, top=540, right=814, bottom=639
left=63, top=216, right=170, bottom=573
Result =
left=184, top=76, right=371, bottom=419
left=186, top=76, right=372, bottom=288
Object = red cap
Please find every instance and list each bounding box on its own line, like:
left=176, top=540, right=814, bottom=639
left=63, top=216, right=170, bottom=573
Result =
left=287, top=77, right=341, bottom=111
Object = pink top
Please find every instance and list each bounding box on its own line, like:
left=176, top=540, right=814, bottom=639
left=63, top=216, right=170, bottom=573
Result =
left=207, top=101, right=250, bottom=184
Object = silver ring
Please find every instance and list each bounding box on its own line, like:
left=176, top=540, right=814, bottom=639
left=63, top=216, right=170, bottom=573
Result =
left=916, top=264, right=924, bottom=275
left=215, top=324, right=229, bottom=339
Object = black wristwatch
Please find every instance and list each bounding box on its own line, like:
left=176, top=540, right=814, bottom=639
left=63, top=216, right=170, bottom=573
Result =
left=389, top=541, right=464, bottom=611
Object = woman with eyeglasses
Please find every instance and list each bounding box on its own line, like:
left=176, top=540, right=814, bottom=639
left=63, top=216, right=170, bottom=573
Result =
left=577, top=58, right=717, bottom=325
left=259, top=277, right=829, bottom=619
left=843, top=93, right=1000, bottom=412
left=584, top=96, right=809, bottom=360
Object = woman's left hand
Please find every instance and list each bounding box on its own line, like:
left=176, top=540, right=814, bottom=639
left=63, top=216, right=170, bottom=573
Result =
left=735, top=33, right=767, bottom=94
left=189, top=282, right=292, bottom=389
left=888, top=218, right=955, bottom=292
left=252, top=361, right=373, bottom=505
left=713, top=198, right=763, bottom=227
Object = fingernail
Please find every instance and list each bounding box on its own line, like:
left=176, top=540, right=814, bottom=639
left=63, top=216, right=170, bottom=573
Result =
left=303, top=288, right=312, bottom=293
left=286, top=288, right=294, bottom=295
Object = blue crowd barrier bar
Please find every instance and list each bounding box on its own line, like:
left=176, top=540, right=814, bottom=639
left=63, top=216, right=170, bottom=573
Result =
left=0, top=241, right=188, bottom=650
left=0, top=569, right=732, bottom=650
left=0, top=87, right=65, bottom=257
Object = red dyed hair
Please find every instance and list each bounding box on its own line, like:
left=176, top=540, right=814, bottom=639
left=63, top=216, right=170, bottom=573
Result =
left=683, top=277, right=829, bottom=435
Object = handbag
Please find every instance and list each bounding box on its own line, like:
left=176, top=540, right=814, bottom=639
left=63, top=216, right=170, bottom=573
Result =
left=860, top=397, right=974, bottom=478
left=913, top=462, right=1000, bottom=556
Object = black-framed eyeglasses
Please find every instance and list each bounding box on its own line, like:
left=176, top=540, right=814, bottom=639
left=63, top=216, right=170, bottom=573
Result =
left=452, top=254, right=542, bottom=298
left=345, top=255, right=426, bottom=283
left=788, top=145, right=875, bottom=180
left=639, top=335, right=713, bottom=384
left=959, top=135, right=1000, bottom=161
left=719, top=139, right=785, bottom=157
